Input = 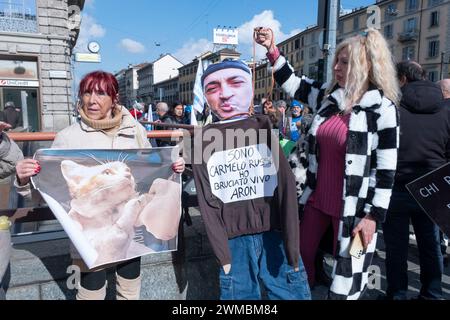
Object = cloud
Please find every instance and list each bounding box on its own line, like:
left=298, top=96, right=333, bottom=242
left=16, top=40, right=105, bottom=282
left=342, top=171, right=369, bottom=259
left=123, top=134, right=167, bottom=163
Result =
left=237, top=10, right=301, bottom=60
left=119, top=38, right=146, bottom=54
left=172, top=10, right=301, bottom=64
left=173, top=38, right=214, bottom=64
left=75, top=14, right=106, bottom=52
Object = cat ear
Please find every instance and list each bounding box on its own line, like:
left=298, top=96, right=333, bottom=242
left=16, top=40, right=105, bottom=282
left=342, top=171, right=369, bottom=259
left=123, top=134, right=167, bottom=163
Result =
left=61, top=160, right=84, bottom=186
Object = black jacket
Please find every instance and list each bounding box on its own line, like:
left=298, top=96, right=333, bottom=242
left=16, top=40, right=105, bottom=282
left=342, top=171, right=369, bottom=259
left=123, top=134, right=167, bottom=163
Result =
left=395, top=80, right=450, bottom=187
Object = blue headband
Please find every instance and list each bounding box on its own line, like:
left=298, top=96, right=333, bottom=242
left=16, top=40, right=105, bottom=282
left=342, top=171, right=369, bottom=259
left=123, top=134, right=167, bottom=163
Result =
left=201, top=59, right=252, bottom=87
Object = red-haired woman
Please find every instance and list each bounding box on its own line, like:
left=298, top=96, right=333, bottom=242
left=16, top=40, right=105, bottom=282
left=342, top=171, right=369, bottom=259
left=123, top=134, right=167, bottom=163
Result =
left=15, top=71, right=185, bottom=300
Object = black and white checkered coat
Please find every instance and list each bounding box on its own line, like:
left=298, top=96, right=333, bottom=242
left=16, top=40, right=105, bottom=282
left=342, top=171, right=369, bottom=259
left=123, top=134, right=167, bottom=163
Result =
left=273, top=55, right=399, bottom=300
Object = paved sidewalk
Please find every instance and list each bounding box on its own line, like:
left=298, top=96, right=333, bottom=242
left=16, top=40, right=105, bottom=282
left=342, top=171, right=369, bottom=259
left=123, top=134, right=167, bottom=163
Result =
left=311, top=230, right=450, bottom=300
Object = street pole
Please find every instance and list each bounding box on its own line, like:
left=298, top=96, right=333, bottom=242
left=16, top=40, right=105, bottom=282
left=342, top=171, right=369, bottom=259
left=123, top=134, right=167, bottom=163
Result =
left=326, top=0, right=339, bottom=83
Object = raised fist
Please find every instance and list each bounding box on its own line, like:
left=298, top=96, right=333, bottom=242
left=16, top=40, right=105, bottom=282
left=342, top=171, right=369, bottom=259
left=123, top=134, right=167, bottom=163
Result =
left=254, top=27, right=275, bottom=51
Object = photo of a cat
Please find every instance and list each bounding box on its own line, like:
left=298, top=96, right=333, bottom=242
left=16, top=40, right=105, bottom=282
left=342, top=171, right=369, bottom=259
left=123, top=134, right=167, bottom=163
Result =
left=31, top=148, right=182, bottom=269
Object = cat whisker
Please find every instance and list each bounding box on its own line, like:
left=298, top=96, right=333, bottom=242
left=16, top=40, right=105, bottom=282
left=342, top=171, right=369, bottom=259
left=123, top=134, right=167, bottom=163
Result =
left=122, top=154, right=130, bottom=163
left=81, top=152, right=105, bottom=166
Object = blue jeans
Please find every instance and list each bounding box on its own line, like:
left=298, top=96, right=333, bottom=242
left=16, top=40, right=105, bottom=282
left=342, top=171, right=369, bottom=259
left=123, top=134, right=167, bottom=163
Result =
left=383, top=189, right=443, bottom=300
left=219, top=231, right=311, bottom=300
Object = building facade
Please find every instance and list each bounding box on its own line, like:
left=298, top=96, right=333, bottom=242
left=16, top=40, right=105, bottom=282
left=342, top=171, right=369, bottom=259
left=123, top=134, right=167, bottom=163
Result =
left=115, top=68, right=126, bottom=106
left=153, top=76, right=179, bottom=104
left=136, top=54, right=183, bottom=105
left=252, top=0, right=450, bottom=104
left=0, top=0, right=84, bottom=132
left=136, top=63, right=153, bottom=105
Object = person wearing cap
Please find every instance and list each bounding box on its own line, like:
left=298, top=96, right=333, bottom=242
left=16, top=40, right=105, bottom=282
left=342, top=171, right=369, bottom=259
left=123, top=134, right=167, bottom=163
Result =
left=201, top=58, right=254, bottom=121
left=191, top=58, right=311, bottom=300
left=286, top=100, right=304, bottom=142
left=2, top=102, right=21, bottom=129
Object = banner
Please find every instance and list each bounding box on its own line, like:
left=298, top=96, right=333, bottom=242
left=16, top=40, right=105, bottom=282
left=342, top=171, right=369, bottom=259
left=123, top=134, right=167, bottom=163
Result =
left=406, top=162, right=450, bottom=238
left=31, top=148, right=181, bottom=269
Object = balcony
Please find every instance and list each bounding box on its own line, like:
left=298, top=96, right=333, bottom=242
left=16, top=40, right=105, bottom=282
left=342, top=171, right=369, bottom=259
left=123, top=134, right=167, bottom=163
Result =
left=398, top=29, right=419, bottom=43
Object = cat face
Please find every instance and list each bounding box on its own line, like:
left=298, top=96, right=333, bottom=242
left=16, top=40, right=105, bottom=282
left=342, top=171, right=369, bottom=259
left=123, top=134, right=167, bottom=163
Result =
left=61, top=160, right=136, bottom=203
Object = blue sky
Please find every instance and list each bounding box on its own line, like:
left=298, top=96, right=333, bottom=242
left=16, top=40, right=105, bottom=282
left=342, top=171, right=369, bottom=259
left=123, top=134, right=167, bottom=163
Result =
left=74, top=0, right=374, bottom=79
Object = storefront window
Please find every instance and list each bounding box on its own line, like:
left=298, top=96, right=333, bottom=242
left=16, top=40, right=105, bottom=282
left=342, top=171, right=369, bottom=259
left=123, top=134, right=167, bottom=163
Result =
left=0, top=56, right=40, bottom=131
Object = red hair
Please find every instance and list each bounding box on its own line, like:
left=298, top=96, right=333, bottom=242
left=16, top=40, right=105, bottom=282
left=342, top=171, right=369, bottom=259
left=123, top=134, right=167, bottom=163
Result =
left=78, top=71, right=119, bottom=100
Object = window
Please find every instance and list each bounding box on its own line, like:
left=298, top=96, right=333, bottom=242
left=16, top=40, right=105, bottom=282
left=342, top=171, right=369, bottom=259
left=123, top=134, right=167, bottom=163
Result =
left=310, top=32, right=316, bottom=44
left=428, top=70, right=438, bottom=81
left=300, top=50, right=304, bottom=61
left=405, top=17, right=417, bottom=32
left=384, top=24, right=394, bottom=39
left=406, top=0, right=418, bottom=12
left=295, top=39, right=300, bottom=49
left=430, top=11, right=439, bottom=27
left=353, top=17, right=359, bottom=30
left=428, top=0, right=443, bottom=8
left=308, top=63, right=317, bottom=78
left=0, top=0, right=38, bottom=33
left=296, top=52, right=299, bottom=62
left=338, top=21, right=344, bottom=34
left=301, top=37, right=304, bottom=47
left=428, top=40, right=439, bottom=58
left=309, top=46, right=316, bottom=59
left=385, top=3, right=398, bottom=20
left=291, top=42, right=294, bottom=52
left=402, top=46, right=416, bottom=60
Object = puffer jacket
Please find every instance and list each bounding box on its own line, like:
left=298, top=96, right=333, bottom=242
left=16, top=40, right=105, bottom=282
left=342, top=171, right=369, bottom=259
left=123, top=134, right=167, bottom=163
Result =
left=0, top=132, right=24, bottom=182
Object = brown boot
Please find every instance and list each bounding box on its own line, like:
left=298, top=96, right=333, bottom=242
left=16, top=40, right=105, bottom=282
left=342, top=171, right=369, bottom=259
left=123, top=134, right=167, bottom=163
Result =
left=76, top=282, right=107, bottom=300
left=116, top=274, right=141, bottom=300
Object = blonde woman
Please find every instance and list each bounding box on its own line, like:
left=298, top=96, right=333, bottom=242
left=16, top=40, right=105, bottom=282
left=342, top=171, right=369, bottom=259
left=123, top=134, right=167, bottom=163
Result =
left=256, top=28, right=400, bottom=299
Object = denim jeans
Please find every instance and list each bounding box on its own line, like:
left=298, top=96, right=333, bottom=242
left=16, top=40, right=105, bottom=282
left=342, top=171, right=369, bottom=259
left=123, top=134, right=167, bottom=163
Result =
left=383, top=189, right=443, bottom=300
left=219, top=231, right=311, bottom=300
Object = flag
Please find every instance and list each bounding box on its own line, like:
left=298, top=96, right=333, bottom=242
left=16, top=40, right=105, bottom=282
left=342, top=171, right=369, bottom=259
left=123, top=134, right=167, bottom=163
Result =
left=144, top=104, right=154, bottom=131
left=193, top=57, right=205, bottom=114
left=147, top=104, right=154, bottom=122
left=190, top=105, right=198, bottom=126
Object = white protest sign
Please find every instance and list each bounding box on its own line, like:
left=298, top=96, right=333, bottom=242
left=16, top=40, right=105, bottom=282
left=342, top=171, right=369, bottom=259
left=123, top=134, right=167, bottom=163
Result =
left=207, top=144, right=278, bottom=204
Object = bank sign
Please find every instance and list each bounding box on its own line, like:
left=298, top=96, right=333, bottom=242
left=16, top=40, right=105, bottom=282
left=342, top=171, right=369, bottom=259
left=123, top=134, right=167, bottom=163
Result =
left=406, top=163, right=450, bottom=237
left=0, top=79, right=39, bottom=87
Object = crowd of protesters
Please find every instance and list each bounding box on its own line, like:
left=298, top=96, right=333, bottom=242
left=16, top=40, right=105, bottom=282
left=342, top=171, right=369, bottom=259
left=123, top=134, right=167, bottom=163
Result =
left=0, top=25, right=449, bottom=301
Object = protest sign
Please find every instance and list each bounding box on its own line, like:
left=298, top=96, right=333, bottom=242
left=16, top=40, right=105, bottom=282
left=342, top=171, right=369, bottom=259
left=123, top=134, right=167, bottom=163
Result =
left=406, top=163, right=450, bottom=237
left=31, top=148, right=181, bottom=269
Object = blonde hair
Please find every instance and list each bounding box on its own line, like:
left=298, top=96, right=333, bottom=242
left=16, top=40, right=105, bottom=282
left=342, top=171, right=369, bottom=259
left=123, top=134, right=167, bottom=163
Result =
left=327, top=28, right=401, bottom=108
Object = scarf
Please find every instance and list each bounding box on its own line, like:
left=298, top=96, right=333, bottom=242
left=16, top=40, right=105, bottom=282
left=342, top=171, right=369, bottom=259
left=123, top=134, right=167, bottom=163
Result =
left=79, top=106, right=122, bottom=134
